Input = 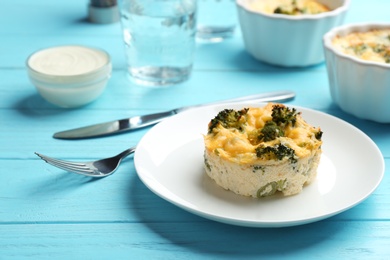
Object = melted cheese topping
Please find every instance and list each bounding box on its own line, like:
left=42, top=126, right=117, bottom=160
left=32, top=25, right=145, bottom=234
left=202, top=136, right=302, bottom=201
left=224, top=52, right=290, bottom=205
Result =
left=332, top=29, right=390, bottom=64
left=204, top=103, right=322, bottom=164
left=247, top=0, right=330, bottom=15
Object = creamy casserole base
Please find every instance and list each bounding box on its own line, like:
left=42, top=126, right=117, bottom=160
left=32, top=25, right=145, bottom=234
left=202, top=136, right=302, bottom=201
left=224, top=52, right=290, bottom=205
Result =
left=247, top=0, right=330, bottom=15
left=203, top=103, right=323, bottom=198
left=332, top=29, right=390, bottom=64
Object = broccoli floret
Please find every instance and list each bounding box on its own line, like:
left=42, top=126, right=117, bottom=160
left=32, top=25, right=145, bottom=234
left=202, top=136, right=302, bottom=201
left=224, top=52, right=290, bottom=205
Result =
left=271, top=104, right=299, bottom=128
left=248, top=121, right=284, bottom=145
left=252, top=165, right=265, bottom=173
left=274, top=0, right=304, bottom=15
left=351, top=43, right=368, bottom=55
left=252, top=105, right=298, bottom=143
left=274, top=6, right=302, bottom=15
left=257, top=179, right=287, bottom=197
left=208, top=108, right=248, bottom=134
left=315, top=129, right=323, bottom=141
left=255, top=143, right=297, bottom=164
left=204, top=157, right=211, bottom=171
left=259, top=121, right=284, bottom=142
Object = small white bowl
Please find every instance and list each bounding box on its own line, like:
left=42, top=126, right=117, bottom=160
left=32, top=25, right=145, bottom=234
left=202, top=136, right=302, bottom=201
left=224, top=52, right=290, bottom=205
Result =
left=236, top=0, right=350, bottom=67
left=323, top=23, right=390, bottom=123
left=27, top=45, right=112, bottom=108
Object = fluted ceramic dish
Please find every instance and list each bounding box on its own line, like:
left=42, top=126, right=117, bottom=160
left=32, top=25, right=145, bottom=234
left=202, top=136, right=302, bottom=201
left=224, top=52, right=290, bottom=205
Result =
left=236, top=0, right=350, bottom=67
left=323, top=23, right=390, bottom=123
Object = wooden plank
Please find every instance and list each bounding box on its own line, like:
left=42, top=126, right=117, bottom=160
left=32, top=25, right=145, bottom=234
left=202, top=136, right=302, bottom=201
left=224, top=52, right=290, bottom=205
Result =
left=2, top=69, right=390, bottom=156
left=0, top=158, right=388, bottom=223
left=0, top=69, right=333, bottom=110
left=1, top=221, right=390, bottom=259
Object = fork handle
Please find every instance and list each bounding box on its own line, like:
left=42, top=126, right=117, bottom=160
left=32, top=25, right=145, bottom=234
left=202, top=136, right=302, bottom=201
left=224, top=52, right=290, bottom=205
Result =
left=116, top=146, right=137, bottom=159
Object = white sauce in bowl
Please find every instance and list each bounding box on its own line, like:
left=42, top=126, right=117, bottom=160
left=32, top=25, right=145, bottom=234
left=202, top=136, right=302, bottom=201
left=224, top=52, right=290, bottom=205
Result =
left=28, top=45, right=109, bottom=76
left=26, top=45, right=112, bottom=108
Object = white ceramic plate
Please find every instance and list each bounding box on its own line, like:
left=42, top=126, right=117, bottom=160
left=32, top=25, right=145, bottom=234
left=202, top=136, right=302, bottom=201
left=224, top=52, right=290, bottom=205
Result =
left=134, top=103, right=384, bottom=227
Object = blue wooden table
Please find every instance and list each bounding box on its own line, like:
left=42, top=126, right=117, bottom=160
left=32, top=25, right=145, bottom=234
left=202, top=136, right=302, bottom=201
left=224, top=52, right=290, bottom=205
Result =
left=1, top=0, right=389, bottom=258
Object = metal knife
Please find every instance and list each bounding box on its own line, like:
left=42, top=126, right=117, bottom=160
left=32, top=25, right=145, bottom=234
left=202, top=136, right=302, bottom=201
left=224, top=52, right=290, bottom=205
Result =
left=53, top=90, right=295, bottom=139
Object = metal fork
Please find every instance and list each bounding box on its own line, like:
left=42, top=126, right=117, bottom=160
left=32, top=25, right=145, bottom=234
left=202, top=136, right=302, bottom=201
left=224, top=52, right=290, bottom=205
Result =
left=35, top=146, right=136, bottom=177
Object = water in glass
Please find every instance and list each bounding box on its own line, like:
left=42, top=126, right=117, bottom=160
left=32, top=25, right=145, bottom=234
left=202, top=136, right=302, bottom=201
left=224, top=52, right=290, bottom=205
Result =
left=120, top=0, right=197, bottom=86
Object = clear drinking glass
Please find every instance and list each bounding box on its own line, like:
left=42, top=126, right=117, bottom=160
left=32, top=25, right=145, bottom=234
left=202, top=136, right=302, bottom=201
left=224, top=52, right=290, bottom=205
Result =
left=119, top=0, right=197, bottom=86
left=196, top=0, right=237, bottom=42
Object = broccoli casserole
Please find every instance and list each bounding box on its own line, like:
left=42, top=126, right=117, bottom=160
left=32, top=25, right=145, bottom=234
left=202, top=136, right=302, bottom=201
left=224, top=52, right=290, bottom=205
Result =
left=332, top=29, right=390, bottom=64
left=248, top=0, right=330, bottom=15
left=203, top=103, right=323, bottom=198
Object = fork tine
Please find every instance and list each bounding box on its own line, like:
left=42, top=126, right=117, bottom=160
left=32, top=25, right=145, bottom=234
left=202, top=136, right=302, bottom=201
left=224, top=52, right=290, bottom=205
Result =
left=40, top=156, right=88, bottom=170
left=48, top=161, right=94, bottom=173
left=47, top=162, right=92, bottom=174
left=35, top=153, right=95, bottom=174
left=35, top=146, right=136, bottom=177
left=35, top=153, right=85, bottom=167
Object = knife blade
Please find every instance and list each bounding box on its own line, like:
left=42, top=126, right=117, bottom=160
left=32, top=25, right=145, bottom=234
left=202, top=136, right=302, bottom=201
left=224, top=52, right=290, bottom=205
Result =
left=53, top=90, right=295, bottom=139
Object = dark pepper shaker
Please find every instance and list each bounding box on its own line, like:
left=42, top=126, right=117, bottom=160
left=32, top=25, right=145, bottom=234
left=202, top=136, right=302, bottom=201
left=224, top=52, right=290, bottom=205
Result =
left=88, top=0, right=119, bottom=24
